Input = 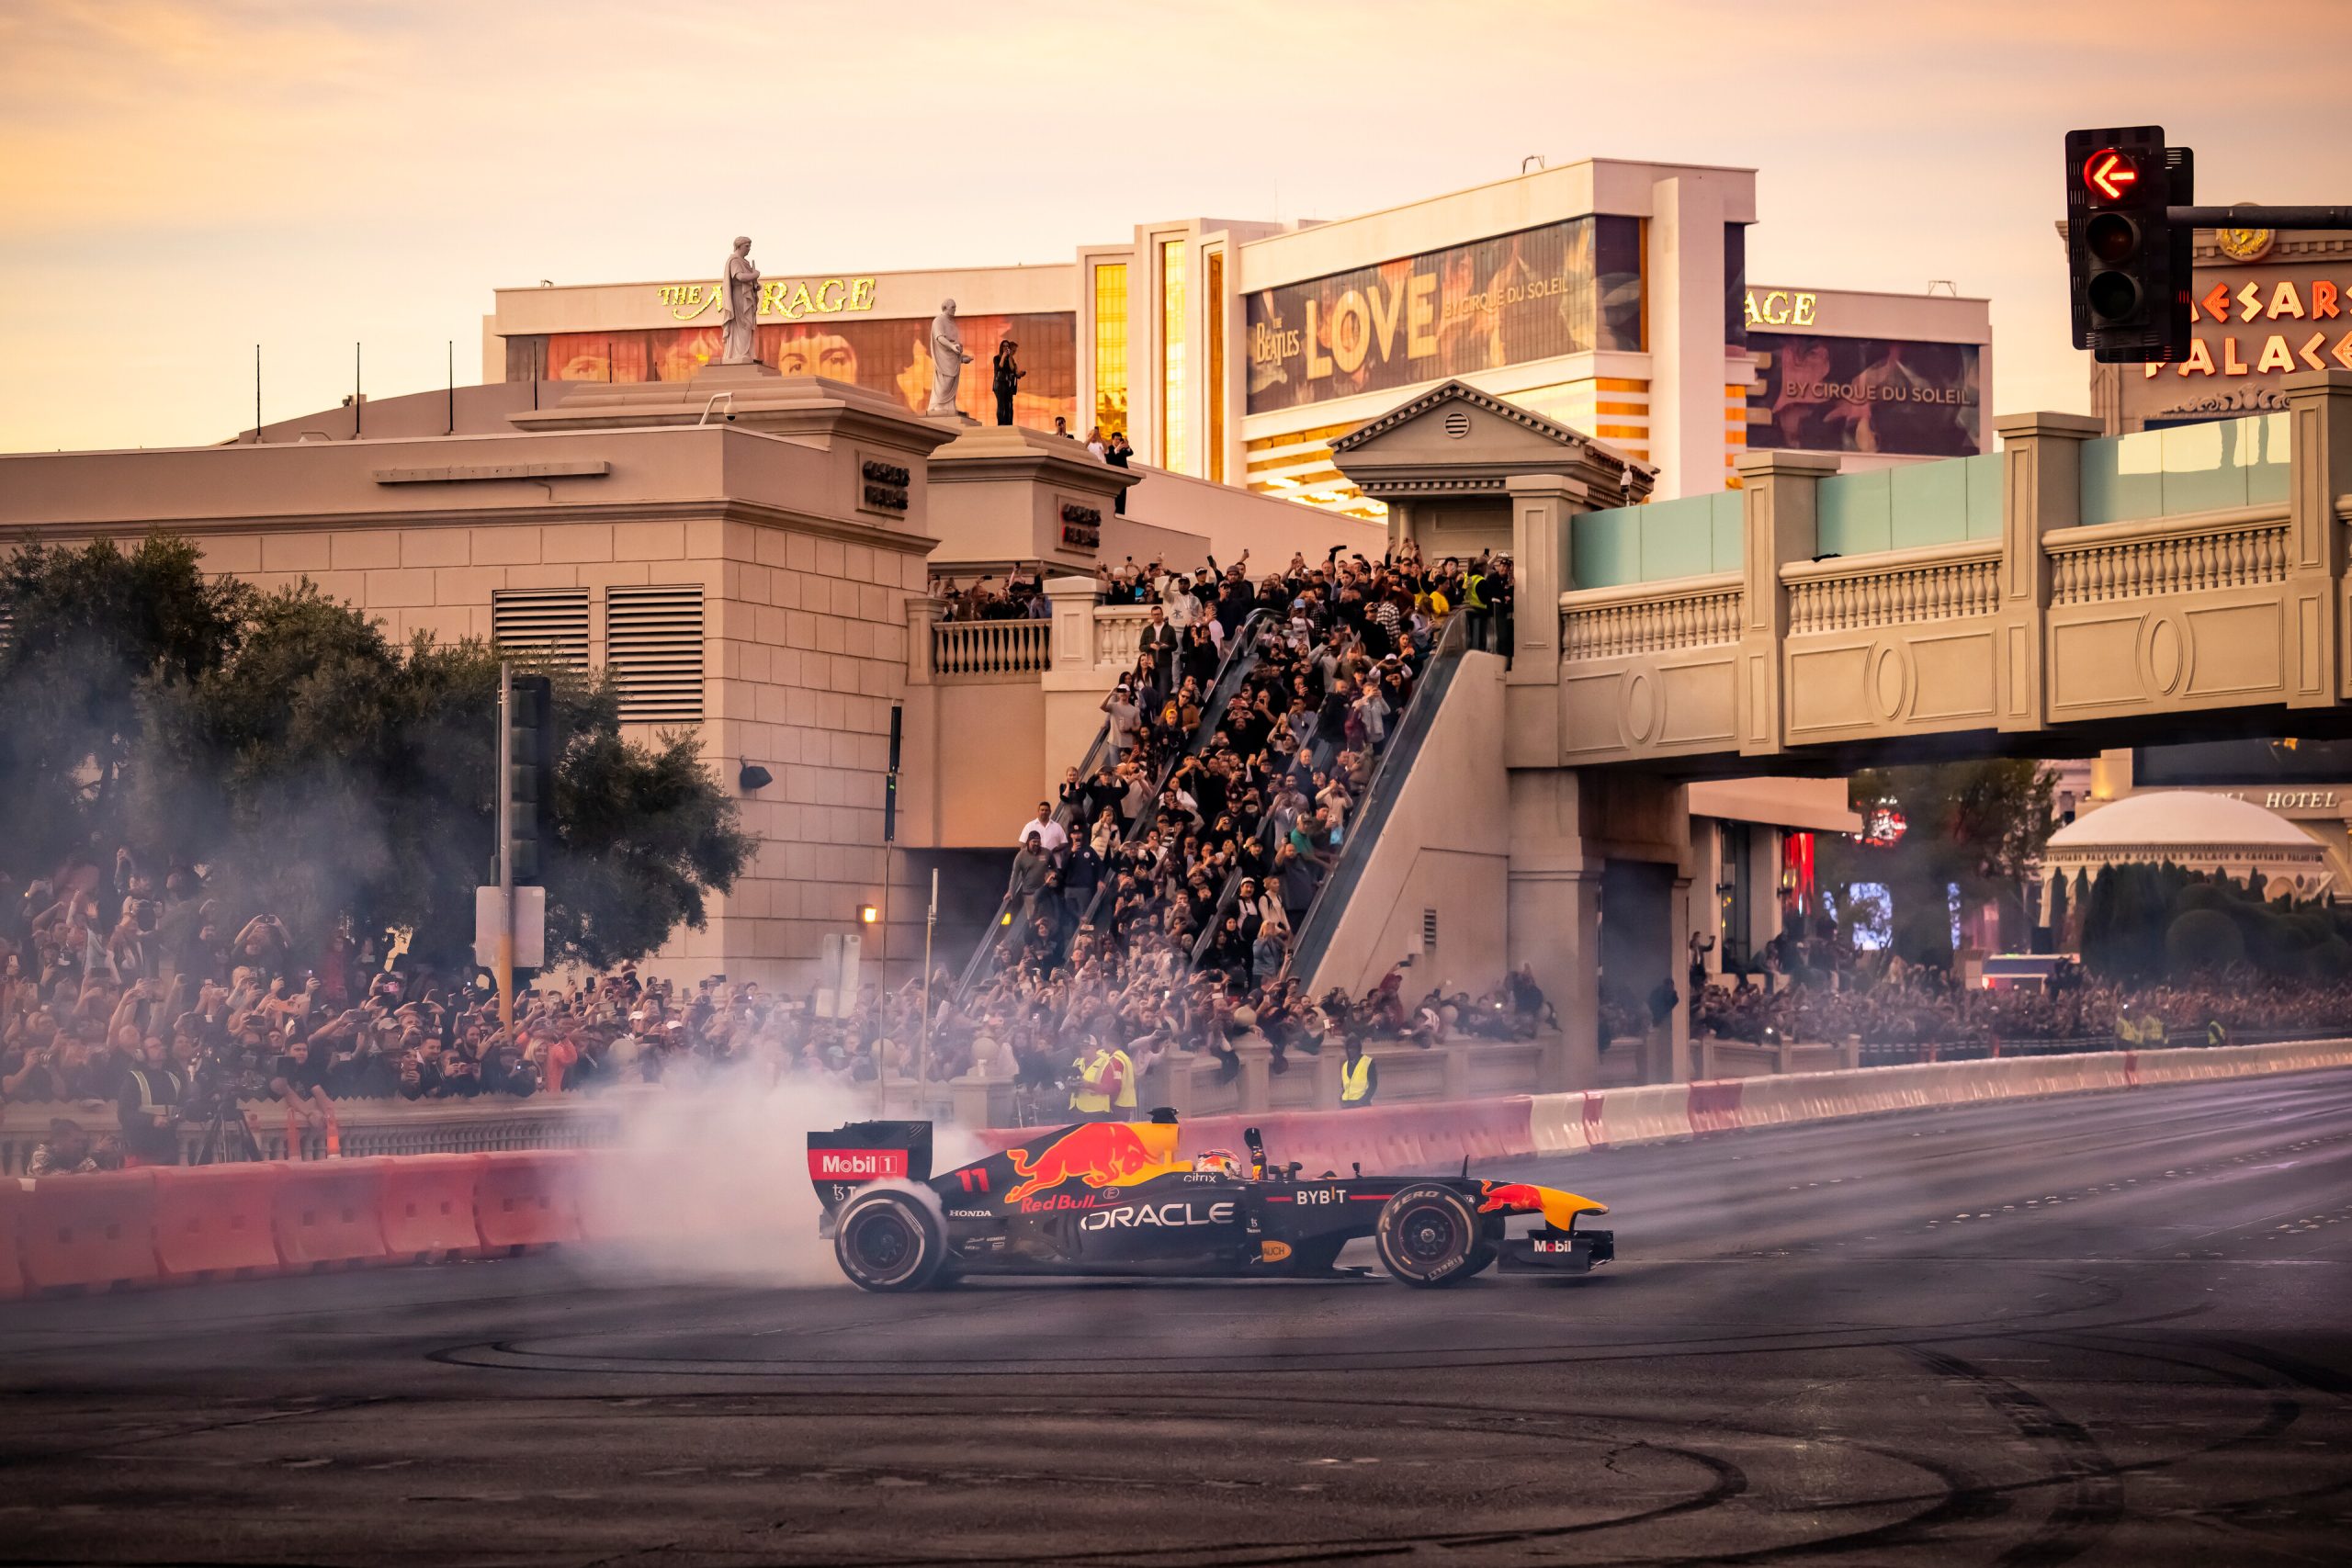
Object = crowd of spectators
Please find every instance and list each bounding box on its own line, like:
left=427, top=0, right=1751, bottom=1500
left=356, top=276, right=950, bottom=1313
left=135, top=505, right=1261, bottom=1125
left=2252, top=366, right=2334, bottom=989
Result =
left=930, top=542, right=1546, bottom=1112
left=1, top=850, right=960, bottom=1169
left=3, top=542, right=1544, bottom=1164
left=1691, top=941, right=2352, bottom=1048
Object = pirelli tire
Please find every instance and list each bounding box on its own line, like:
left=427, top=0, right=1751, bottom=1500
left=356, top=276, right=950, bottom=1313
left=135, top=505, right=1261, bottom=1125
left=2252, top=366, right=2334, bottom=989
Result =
left=1374, top=1183, right=1485, bottom=1288
left=833, top=1189, right=947, bottom=1292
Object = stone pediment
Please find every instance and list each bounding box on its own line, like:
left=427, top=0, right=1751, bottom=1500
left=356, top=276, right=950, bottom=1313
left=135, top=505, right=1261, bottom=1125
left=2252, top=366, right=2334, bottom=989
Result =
left=1330, top=380, right=1654, bottom=508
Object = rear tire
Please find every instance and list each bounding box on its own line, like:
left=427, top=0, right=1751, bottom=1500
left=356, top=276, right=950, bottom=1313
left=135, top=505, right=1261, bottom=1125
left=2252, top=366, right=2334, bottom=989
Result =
left=834, top=1190, right=945, bottom=1292
left=1374, top=1183, right=1482, bottom=1287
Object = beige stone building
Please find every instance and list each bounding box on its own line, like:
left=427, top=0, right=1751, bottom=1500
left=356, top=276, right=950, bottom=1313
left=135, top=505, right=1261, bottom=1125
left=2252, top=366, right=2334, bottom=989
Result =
left=0, top=363, right=1385, bottom=981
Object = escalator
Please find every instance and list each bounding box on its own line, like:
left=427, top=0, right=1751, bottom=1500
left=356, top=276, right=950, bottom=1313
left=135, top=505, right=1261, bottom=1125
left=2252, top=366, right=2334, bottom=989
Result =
left=950, top=609, right=1277, bottom=1007
left=1280, top=612, right=1472, bottom=987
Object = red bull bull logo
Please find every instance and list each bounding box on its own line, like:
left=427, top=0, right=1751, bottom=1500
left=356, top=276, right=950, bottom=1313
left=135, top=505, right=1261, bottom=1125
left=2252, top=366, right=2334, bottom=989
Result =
left=1003, top=1123, right=1164, bottom=1203
left=1478, top=1182, right=1543, bottom=1214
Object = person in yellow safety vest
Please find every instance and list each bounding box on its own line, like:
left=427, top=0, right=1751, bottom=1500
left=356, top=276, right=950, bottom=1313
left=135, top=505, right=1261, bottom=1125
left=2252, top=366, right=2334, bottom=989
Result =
left=1462, top=565, right=1491, bottom=651
left=1339, top=1036, right=1377, bottom=1109
left=1068, top=1037, right=1110, bottom=1119
left=1069, top=1034, right=1136, bottom=1122
left=2206, top=1019, right=2228, bottom=1048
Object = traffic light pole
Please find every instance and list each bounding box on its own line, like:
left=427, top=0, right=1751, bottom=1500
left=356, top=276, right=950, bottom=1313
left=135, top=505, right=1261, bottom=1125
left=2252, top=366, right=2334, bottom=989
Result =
left=2168, top=206, right=2352, bottom=229
left=495, top=659, right=514, bottom=1033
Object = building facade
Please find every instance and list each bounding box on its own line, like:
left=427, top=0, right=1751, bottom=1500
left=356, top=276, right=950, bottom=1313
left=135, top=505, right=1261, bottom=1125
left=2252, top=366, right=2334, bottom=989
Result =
left=484, top=159, right=1990, bottom=520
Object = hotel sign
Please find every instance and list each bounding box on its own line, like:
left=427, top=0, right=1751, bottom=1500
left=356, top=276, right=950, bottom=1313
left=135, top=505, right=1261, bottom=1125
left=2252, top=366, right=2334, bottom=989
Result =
left=1744, top=289, right=1818, bottom=328
left=2137, top=276, right=2352, bottom=381
left=656, top=276, right=878, bottom=322
left=2120, top=243, right=2352, bottom=426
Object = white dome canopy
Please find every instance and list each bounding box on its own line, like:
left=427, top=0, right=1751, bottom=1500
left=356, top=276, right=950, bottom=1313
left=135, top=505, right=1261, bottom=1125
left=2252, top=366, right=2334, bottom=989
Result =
left=2044, top=789, right=2331, bottom=901
left=2049, top=789, right=2320, bottom=852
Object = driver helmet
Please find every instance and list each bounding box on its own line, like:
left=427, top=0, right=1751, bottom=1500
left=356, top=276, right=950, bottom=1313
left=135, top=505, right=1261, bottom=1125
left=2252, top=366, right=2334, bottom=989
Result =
left=1193, top=1148, right=1245, bottom=1179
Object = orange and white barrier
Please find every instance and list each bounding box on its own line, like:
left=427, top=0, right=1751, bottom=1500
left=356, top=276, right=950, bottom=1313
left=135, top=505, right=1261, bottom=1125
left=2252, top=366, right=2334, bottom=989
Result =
left=8, top=1042, right=2352, bottom=1301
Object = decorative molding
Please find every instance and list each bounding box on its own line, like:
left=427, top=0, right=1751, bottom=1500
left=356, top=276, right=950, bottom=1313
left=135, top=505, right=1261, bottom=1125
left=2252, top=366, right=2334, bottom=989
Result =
left=1333, top=378, right=1598, bottom=453
left=1, top=497, right=942, bottom=558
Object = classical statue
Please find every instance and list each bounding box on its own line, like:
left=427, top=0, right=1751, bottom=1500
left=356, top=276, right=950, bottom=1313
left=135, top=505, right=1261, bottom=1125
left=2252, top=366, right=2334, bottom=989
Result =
left=719, top=236, right=760, bottom=365
left=927, top=299, right=972, bottom=415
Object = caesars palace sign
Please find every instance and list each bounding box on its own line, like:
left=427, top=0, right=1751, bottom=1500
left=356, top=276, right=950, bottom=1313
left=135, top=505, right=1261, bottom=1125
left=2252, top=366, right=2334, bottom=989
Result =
left=2141, top=275, right=2352, bottom=382
left=653, top=276, right=878, bottom=323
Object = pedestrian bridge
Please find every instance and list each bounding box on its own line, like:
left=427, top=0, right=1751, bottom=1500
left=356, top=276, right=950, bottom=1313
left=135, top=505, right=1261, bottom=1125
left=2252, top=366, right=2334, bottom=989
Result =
left=1510, top=370, right=2352, bottom=773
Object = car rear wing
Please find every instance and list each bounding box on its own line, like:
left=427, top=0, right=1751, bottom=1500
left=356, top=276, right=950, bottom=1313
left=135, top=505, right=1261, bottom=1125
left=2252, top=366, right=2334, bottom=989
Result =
left=807, top=1121, right=934, bottom=1213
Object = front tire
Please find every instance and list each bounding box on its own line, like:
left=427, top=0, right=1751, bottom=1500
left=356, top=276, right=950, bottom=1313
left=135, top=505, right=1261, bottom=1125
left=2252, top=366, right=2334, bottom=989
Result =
left=834, top=1190, right=945, bottom=1292
left=1374, top=1183, right=1482, bottom=1287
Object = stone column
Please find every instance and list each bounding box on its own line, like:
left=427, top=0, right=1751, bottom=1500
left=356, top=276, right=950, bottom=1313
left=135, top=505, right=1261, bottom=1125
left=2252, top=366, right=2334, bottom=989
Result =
left=1386, top=498, right=1414, bottom=560
left=1666, top=872, right=1695, bottom=1082
left=1440, top=1041, right=1472, bottom=1102
left=1731, top=450, right=1838, bottom=759
left=1235, top=1032, right=1273, bottom=1113
left=1508, top=866, right=1600, bottom=1090
left=1746, top=827, right=1783, bottom=959
left=1045, top=575, right=1099, bottom=671
left=1691, top=822, right=1725, bottom=978
left=950, top=1071, right=1011, bottom=1128
left=2282, top=370, right=2352, bottom=700
left=1313, top=1044, right=1343, bottom=1108
left=905, top=596, right=939, bottom=684
left=1502, top=472, right=1583, bottom=770
left=1992, top=412, right=2101, bottom=732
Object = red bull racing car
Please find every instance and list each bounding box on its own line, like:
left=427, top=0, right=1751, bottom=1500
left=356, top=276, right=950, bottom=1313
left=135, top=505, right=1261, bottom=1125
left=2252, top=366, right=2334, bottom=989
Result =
left=807, top=1112, right=1613, bottom=1292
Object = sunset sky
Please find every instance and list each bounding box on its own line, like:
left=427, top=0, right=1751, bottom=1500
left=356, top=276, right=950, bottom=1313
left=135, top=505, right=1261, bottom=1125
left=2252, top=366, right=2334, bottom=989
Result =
left=2, top=0, right=2342, bottom=454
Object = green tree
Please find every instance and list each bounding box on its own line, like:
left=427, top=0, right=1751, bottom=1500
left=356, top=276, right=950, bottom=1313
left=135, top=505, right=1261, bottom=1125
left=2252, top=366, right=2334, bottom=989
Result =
left=1819, top=760, right=2057, bottom=961
left=133, top=581, right=754, bottom=967
left=0, top=535, right=253, bottom=876
left=2165, top=907, right=2245, bottom=974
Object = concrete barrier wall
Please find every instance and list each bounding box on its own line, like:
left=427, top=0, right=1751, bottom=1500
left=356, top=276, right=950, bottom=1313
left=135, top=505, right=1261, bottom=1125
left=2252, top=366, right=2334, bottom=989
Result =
left=12, top=1041, right=2351, bottom=1300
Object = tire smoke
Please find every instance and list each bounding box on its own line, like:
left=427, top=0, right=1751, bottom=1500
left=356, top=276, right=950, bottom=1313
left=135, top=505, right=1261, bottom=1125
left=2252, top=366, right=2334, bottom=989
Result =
left=563, top=1070, right=985, bottom=1288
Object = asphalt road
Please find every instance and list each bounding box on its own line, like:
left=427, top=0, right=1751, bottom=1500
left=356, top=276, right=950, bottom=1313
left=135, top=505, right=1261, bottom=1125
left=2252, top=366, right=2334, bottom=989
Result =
left=6, top=1070, right=2352, bottom=1567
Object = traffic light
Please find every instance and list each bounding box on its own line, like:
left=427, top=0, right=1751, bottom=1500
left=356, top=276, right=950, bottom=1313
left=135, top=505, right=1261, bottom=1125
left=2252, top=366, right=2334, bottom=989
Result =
left=506, top=672, right=555, bottom=883
left=2065, top=126, right=2191, bottom=363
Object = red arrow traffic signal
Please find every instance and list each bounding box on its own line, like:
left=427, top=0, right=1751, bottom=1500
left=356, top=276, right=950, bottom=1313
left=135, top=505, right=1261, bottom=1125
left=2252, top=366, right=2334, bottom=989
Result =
left=2084, top=148, right=2139, bottom=202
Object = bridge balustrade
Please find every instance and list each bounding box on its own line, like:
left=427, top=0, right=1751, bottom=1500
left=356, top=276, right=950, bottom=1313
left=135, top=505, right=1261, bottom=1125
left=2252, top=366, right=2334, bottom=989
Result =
left=1547, top=376, right=2352, bottom=768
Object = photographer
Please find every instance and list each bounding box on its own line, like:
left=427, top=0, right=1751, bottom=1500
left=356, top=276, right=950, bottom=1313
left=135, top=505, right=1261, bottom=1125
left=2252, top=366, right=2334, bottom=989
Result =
left=29, top=1118, right=123, bottom=1176
left=2, top=1012, right=69, bottom=1102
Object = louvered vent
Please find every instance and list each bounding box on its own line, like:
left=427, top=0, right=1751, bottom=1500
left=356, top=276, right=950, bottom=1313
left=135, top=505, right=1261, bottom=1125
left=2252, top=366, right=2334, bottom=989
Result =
left=606, top=583, right=705, bottom=724
left=490, top=588, right=589, bottom=671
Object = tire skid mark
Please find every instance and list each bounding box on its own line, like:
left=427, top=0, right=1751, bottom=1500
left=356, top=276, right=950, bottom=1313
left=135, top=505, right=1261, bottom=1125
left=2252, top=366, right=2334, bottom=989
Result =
left=1903, top=1346, right=2125, bottom=1568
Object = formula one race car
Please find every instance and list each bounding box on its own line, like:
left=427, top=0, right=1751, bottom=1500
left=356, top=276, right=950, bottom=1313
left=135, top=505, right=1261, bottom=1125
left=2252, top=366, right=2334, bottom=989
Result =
left=807, top=1112, right=1613, bottom=1292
